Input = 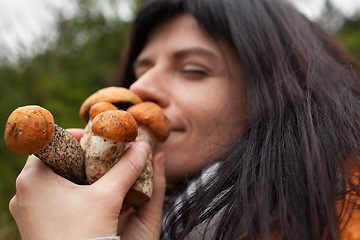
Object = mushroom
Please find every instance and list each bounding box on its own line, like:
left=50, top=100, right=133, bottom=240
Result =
left=79, top=87, right=171, bottom=206
left=79, top=87, right=143, bottom=185
left=4, top=105, right=86, bottom=184
left=89, top=101, right=119, bottom=120
left=125, top=102, right=171, bottom=206
left=80, top=101, right=120, bottom=153
left=79, top=86, right=142, bottom=123
left=83, top=107, right=138, bottom=184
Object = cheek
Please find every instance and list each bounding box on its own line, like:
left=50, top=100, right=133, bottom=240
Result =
left=178, top=85, right=239, bottom=144
left=162, top=81, right=246, bottom=182
left=179, top=87, right=226, bottom=121
left=189, top=94, right=246, bottom=150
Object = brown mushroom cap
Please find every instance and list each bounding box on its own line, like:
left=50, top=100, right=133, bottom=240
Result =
left=91, top=110, right=138, bottom=142
left=126, top=102, right=171, bottom=142
left=80, top=87, right=142, bottom=123
left=89, top=102, right=119, bottom=121
left=4, top=105, right=55, bottom=155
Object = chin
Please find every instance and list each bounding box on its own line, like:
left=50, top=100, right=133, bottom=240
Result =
left=163, top=155, right=188, bottom=182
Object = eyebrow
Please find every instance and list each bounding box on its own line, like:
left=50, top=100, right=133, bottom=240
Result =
left=133, top=47, right=219, bottom=70
left=133, top=58, right=152, bottom=70
left=173, top=47, right=219, bottom=60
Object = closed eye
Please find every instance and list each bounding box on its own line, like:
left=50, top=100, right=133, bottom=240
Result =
left=181, top=64, right=208, bottom=76
left=133, top=58, right=153, bottom=79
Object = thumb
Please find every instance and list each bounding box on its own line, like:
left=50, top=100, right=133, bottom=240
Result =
left=93, top=141, right=151, bottom=200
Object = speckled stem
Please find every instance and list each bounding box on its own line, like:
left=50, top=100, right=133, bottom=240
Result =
left=124, top=125, right=155, bottom=206
left=36, top=124, right=86, bottom=184
left=125, top=152, right=154, bottom=206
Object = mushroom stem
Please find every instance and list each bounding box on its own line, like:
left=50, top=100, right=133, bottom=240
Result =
left=124, top=125, right=155, bottom=206
left=37, top=124, right=86, bottom=184
left=80, top=120, right=128, bottom=184
left=125, top=102, right=171, bottom=206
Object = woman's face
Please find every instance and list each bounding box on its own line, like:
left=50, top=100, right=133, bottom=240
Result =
left=130, top=14, right=247, bottom=183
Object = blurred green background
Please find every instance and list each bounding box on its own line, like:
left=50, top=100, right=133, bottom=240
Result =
left=0, top=0, right=359, bottom=239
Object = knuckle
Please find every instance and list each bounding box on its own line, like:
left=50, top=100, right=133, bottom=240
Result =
left=124, top=145, right=149, bottom=176
left=118, top=156, right=144, bottom=185
left=15, top=172, right=32, bottom=195
left=9, top=196, right=16, bottom=215
left=124, top=152, right=149, bottom=181
left=9, top=196, right=17, bottom=217
left=126, top=156, right=143, bottom=175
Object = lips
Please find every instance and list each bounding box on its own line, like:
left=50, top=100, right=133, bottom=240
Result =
left=171, top=128, right=185, bottom=132
left=170, top=124, right=186, bottom=133
left=167, top=119, right=185, bottom=132
left=158, top=125, right=185, bottom=146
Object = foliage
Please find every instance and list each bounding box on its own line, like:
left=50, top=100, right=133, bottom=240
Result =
left=337, top=16, right=360, bottom=59
left=0, top=0, right=144, bottom=238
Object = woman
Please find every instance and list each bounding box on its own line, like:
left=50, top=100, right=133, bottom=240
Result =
left=9, top=0, right=360, bottom=239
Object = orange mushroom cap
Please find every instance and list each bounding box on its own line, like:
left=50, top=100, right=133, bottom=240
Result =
left=127, top=102, right=171, bottom=142
left=89, top=102, right=119, bottom=121
left=91, top=110, right=138, bottom=142
left=80, top=87, right=142, bottom=123
left=4, top=105, right=55, bottom=155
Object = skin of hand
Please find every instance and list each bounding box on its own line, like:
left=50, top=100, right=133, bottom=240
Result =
left=117, top=151, right=166, bottom=239
left=9, top=129, right=166, bottom=240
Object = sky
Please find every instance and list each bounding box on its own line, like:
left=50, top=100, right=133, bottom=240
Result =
left=0, top=0, right=359, bottom=63
left=290, top=0, right=360, bottom=20
left=0, top=0, right=134, bottom=62
left=0, top=0, right=74, bottom=60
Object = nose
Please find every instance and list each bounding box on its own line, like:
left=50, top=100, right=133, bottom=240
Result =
left=129, top=68, right=170, bottom=108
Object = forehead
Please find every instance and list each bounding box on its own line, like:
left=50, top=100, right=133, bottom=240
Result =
left=140, top=14, right=221, bottom=55
left=138, top=14, right=243, bottom=77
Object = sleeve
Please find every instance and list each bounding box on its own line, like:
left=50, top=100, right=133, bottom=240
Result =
left=86, top=236, right=120, bottom=240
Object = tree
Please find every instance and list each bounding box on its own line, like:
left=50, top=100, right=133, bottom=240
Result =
left=337, top=17, right=360, bottom=58
left=315, top=0, right=360, bottom=59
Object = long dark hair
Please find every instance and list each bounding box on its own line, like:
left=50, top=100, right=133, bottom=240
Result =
left=118, top=0, right=360, bottom=239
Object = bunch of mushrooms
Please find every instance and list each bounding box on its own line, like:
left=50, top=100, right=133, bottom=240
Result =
left=79, top=87, right=171, bottom=206
left=4, top=87, right=171, bottom=206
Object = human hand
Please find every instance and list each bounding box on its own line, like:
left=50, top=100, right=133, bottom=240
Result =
left=9, top=128, right=163, bottom=240
left=117, top=151, right=166, bottom=240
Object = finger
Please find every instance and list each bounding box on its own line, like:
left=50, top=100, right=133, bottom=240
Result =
left=21, top=155, right=53, bottom=177
left=93, top=141, right=151, bottom=198
left=148, top=152, right=166, bottom=209
left=14, top=156, right=54, bottom=203
left=118, top=207, right=136, bottom=233
left=137, top=152, right=166, bottom=220
left=66, top=128, right=84, bottom=142
left=21, top=155, right=73, bottom=185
